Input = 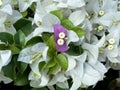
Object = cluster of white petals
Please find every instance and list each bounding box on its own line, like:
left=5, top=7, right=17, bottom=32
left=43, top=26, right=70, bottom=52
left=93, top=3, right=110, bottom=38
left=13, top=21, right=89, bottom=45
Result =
left=0, top=0, right=120, bottom=90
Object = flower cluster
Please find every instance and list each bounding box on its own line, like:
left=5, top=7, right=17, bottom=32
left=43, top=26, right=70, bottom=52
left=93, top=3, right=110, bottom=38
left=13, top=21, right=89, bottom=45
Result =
left=0, top=0, right=120, bottom=90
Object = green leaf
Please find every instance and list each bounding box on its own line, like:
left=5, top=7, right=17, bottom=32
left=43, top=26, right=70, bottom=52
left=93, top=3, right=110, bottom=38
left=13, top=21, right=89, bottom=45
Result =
left=14, top=18, right=32, bottom=36
left=61, top=19, right=74, bottom=30
left=56, top=86, right=66, bottom=90
left=0, top=32, right=14, bottom=44
left=25, top=36, right=43, bottom=47
left=42, top=32, right=53, bottom=43
left=14, top=69, right=29, bottom=86
left=46, top=35, right=56, bottom=57
left=17, top=62, right=28, bottom=74
left=47, top=64, right=60, bottom=75
left=14, top=30, right=26, bottom=48
left=55, top=54, right=68, bottom=71
left=46, top=59, right=56, bottom=68
left=51, top=10, right=63, bottom=20
left=21, top=11, right=28, bottom=17
left=39, top=61, right=46, bottom=72
left=66, top=43, right=83, bottom=56
left=2, top=55, right=18, bottom=80
left=0, top=44, right=7, bottom=50
left=8, top=44, right=21, bottom=54
left=31, top=87, right=48, bottom=90
left=72, top=27, right=85, bottom=37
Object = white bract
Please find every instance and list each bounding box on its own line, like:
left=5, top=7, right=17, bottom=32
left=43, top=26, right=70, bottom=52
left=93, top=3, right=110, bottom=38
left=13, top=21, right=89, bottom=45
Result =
left=18, top=43, right=49, bottom=64
left=0, top=50, right=12, bottom=72
left=18, top=0, right=37, bottom=12
left=0, top=10, right=22, bottom=34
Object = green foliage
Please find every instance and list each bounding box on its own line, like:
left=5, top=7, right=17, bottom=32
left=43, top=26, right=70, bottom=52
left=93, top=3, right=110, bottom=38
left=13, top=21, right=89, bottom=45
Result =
left=14, top=18, right=32, bottom=36
left=8, top=44, right=21, bottom=54
left=46, top=35, right=57, bottom=57
left=55, top=54, right=68, bottom=71
left=47, top=63, right=60, bottom=75
left=2, top=55, right=29, bottom=86
left=14, top=30, right=26, bottom=48
left=25, top=36, right=43, bottom=47
left=0, top=32, right=14, bottom=44
left=39, top=61, right=47, bottom=72
left=72, top=26, right=86, bottom=37
left=51, top=10, right=63, bottom=20
left=66, top=43, right=83, bottom=56
left=61, top=19, right=74, bottom=30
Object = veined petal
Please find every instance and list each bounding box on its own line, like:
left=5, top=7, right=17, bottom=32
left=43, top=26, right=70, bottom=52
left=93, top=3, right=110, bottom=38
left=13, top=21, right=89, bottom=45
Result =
left=82, top=43, right=98, bottom=64
left=0, top=4, right=12, bottom=15
left=64, top=54, right=76, bottom=71
left=18, top=43, right=48, bottom=64
left=67, top=0, right=85, bottom=8
left=0, top=50, right=12, bottom=71
left=42, top=14, right=61, bottom=28
left=67, top=30, right=79, bottom=45
left=82, top=63, right=101, bottom=86
left=69, top=10, right=86, bottom=26
left=30, top=70, right=49, bottom=87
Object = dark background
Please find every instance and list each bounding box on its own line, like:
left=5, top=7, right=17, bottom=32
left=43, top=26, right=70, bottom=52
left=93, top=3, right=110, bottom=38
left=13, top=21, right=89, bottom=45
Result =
left=0, top=69, right=119, bottom=90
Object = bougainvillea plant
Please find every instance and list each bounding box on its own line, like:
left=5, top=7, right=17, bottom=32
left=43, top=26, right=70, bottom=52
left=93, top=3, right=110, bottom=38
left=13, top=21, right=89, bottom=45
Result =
left=0, top=0, right=120, bottom=90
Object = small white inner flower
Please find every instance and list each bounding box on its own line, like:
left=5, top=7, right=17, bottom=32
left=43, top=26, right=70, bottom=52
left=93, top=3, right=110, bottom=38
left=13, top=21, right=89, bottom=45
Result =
left=107, top=45, right=113, bottom=50
left=37, top=21, right=41, bottom=26
left=98, top=10, right=105, bottom=16
left=86, top=14, right=91, bottom=19
left=57, top=39, right=64, bottom=45
left=108, top=38, right=115, bottom=44
left=98, top=25, right=104, bottom=31
left=59, top=32, right=65, bottom=39
left=4, top=21, right=11, bottom=28
left=102, top=42, right=108, bottom=47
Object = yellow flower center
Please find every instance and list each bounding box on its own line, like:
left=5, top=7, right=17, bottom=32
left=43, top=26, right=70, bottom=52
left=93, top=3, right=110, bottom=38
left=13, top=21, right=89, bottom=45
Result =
left=98, top=25, right=104, bottom=31
left=99, top=10, right=105, bottom=16
left=108, top=38, right=115, bottom=44
left=57, top=39, right=64, bottom=45
left=107, top=45, right=113, bottom=50
left=59, top=32, right=65, bottom=39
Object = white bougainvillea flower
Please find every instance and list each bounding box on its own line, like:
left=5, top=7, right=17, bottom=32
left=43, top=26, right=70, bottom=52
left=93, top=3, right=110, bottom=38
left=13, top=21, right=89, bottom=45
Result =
left=66, top=51, right=107, bottom=90
left=18, top=0, right=37, bottom=12
left=0, top=0, right=13, bottom=15
left=0, top=10, right=22, bottom=34
left=34, top=0, right=57, bottom=26
left=100, top=30, right=120, bottom=63
left=48, top=72, right=68, bottom=87
left=0, top=71, right=12, bottom=84
left=33, top=14, right=60, bottom=35
left=29, top=56, right=50, bottom=87
left=29, top=69, right=50, bottom=88
left=82, top=43, right=99, bottom=64
left=69, top=9, right=86, bottom=26
left=93, top=0, right=117, bottom=17
left=54, top=0, right=85, bottom=8
left=0, top=50, right=12, bottom=71
left=98, top=12, right=120, bottom=30
left=18, top=43, right=49, bottom=64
